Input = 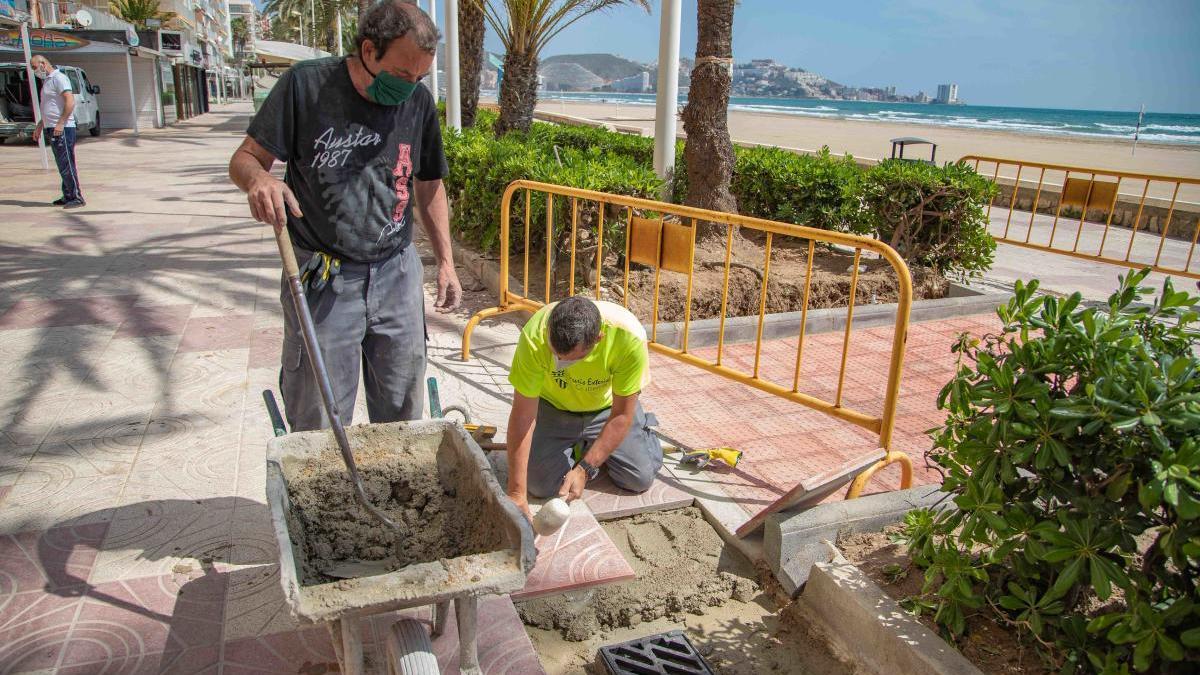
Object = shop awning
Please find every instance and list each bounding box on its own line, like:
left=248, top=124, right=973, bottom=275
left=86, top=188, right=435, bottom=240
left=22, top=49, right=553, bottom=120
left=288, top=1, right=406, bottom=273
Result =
left=251, top=40, right=329, bottom=67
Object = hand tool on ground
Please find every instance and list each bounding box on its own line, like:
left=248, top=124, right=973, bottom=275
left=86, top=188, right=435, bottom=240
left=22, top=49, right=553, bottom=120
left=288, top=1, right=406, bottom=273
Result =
left=651, top=428, right=742, bottom=470
left=273, top=226, right=401, bottom=534
left=426, top=377, right=502, bottom=449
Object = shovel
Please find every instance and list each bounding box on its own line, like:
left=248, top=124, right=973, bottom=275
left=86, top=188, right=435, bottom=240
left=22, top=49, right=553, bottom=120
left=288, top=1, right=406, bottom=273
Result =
left=273, top=226, right=401, bottom=534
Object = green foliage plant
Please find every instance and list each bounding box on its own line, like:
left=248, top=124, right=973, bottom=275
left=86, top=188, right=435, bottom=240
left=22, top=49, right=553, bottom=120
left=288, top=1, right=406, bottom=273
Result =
left=900, top=270, right=1200, bottom=673
left=731, top=146, right=868, bottom=235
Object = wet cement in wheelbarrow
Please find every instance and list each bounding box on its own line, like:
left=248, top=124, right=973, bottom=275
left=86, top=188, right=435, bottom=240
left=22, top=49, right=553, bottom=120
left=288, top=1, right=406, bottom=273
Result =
left=283, top=425, right=505, bottom=585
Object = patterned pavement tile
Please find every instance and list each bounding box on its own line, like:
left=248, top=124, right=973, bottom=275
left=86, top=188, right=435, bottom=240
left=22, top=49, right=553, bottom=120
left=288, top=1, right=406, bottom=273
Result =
left=55, top=645, right=222, bottom=675
left=89, top=504, right=235, bottom=584
left=384, top=595, right=546, bottom=674
left=0, top=474, right=125, bottom=536
left=176, top=315, right=254, bottom=353
left=220, top=564, right=300, bottom=642
left=512, top=500, right=635, bottom=601
left=112, top=304, right=195, bottom=339
left=0, top=590, right=81, bottom=672
left=0, top=294, right=140, bottom=330
left=221, top=624, right=340, bottom=674
left=58, top=570, right=227, bottom=669
left=0, top=523, right=108, bottom=596
left=581, top=470, right=694, bottom=521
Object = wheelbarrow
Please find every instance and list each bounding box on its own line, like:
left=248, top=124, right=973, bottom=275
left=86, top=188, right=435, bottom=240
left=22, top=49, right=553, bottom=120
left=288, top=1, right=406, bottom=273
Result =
left=262, top=400, right=536, bottom=675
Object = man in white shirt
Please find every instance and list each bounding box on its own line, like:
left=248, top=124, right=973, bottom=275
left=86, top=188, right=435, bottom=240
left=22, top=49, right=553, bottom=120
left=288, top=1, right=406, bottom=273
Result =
left=31, top=55, right=84, bottom=208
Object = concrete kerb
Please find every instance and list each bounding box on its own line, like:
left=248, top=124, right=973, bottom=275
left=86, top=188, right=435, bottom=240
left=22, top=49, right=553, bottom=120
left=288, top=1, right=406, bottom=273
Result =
left=452, top=242, right=1011, bottom=347
left=800, top=560, right=983, bottom=675
left=764, top=484, right=955, bottom=597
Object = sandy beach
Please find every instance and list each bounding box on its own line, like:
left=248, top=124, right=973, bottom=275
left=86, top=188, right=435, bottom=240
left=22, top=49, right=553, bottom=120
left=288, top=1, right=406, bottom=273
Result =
left=534, top=99, right=1200, bottom=182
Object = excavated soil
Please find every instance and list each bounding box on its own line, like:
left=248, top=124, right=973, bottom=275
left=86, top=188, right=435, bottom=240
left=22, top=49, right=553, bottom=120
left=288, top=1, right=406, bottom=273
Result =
left=840, top=527, right=1055, bottom=675
left=519, top=507, right=859, bottom=674
left=283, top=426, right=505, bottom=585
left=622, top=236, right=949, bottom=322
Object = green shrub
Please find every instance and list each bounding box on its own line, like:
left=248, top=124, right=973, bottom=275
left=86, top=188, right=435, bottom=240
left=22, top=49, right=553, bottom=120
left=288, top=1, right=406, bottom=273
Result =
left=900, top=271, right=1200, bottom=673
left=858, top=159, right=996, bottom=278
left=731, top=146, right=868, bottom=235
left=441, top=121, right=663, bottom=254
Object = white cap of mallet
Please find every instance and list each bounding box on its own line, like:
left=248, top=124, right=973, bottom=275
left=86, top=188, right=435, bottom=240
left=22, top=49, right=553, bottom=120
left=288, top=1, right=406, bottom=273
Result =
left=532, top=498, right=570, bottom=536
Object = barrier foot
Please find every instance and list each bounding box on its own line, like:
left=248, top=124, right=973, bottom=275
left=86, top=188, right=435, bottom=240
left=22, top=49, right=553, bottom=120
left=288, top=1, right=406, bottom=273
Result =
left=460, top=305, right=530, bottom=361
left=846, top=451, right=913, bottom=500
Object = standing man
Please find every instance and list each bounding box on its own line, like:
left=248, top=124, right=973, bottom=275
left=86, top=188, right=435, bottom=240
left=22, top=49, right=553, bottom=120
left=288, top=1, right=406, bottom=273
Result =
left=229, top=0, right=461, bottom=431
left=30, top=55, right=84, bottom=208
left=505, top=296, right=664, bottom=518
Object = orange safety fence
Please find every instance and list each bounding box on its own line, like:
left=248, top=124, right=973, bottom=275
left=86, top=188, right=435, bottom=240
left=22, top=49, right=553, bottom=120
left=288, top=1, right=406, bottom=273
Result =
left=460, top=180, right=916, bottom=499
left=962, top=155, right=1200, bottom=280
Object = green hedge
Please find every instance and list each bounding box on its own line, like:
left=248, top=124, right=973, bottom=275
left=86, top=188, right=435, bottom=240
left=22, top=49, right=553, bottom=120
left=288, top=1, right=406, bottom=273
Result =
left=442, top=109, right=995, bottom=277
left=443, top=108, right=664, bottom=253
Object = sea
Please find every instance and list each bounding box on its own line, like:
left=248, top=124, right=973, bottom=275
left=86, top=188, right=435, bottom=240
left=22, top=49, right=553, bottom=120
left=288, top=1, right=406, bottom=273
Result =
left=526, top=91, right=1200, bottom=146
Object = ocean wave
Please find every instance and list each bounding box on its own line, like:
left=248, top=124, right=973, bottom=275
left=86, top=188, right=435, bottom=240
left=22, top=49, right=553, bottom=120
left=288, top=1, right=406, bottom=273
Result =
left=1095, top=123, right=1136, bottom=132
left=1144, top=124, right=1200, bottom=133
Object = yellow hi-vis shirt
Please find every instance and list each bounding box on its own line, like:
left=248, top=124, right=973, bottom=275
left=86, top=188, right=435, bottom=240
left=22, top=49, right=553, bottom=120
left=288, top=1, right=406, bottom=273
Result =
left=508, top=300, right=650, bottom=412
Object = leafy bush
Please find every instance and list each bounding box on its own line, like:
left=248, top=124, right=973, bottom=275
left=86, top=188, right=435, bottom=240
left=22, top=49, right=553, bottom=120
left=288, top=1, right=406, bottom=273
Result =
left=859, top=159, right=997, bottom=278
left=441, top=115, right=663, bottom=254
left=731, top=146, right=868, bottom=235
left=900, top=271, right=1200, bottom=673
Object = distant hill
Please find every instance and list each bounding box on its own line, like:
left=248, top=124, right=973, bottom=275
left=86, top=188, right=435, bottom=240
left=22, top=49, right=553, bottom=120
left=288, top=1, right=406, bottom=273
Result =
left=542, top=53, right=647, bottom=82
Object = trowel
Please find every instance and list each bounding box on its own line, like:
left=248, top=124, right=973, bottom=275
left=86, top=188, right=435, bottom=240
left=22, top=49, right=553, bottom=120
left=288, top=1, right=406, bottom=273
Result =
left=273, top=227, right=403, bottom=536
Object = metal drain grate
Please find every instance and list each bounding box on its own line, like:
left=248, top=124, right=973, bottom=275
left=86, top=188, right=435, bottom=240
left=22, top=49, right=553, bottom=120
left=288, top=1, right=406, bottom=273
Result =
left=598, top=630, right=715, bottom=675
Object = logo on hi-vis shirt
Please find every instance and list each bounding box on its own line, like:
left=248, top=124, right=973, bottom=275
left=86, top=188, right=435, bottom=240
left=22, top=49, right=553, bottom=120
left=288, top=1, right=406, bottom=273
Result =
left=550, top=369, right=610, bottom=393
left=552, top=369, right=567, bottom=389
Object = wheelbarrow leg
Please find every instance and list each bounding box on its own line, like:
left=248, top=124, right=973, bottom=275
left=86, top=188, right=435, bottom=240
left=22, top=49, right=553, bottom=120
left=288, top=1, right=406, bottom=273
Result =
left=338, top=617, right=366, bottom=675
left=455, top=595, right=481, bottom=675
left=432, top=600, right=451, bottom=637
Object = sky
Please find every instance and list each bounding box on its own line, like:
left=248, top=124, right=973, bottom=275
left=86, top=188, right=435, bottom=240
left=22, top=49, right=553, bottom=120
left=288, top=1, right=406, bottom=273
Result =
left=475, top=0, right=1200, bottom=114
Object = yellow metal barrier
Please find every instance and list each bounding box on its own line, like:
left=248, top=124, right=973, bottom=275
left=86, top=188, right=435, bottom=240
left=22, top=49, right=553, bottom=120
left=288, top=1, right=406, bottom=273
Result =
left=461, top=180, right=916, bottom=496
left=961, top=155, right=1200, bottom=280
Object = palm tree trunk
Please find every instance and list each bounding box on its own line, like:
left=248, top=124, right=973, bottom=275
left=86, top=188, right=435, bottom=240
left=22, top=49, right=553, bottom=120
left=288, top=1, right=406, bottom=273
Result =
left=681, top=0, right=737, bottom=219
left=358, top=0, right=371, bottom=23
left=494, top=50, right=538, bottom=135
left=458, top=0, right=485, bottom=127
left=324, top=26, right=335, bottom=54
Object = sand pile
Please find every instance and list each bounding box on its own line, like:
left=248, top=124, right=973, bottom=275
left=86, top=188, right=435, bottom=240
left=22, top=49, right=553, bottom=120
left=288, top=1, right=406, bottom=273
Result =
left=283, top=426, right=505, bottom=585
left=518, top=507, right=759, bottom=641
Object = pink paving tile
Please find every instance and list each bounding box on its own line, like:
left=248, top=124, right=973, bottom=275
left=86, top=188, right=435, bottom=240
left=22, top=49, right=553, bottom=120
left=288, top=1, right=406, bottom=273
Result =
left=114, top=304, right=195, bottom=338
left=0, top=294, right=139, bottom=330
left=246, top=325, right=282, bottom=369
left=56, top=645, right=222, bottom=674
left=176, top=314, right=254, bottom=352
left=380, top=595, right=545, bottom=674
left=0, top=588, right=81, bottom=672
left=221, top=625, right=341, bottom=674
left=582, top=470, right=694, bottom=521
left=0, top=522, right=109, bottom=595
left=512, top=500, right=635, bottom=601
left=58, top=570, right=228, bottom=668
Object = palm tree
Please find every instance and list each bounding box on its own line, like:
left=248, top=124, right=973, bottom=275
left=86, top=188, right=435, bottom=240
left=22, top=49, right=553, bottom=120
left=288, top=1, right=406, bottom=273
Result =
left=681, top=0, right=736, bottom=215
left=458, top=0, right=486, bottom=127
left=481, top=0, right=650, bottom=135
left=109, top=0, right=175, bottom=29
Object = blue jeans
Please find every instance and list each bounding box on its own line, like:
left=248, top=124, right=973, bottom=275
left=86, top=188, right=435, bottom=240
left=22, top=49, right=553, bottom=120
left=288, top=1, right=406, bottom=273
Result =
left=44, top=127, right=82, bottom=202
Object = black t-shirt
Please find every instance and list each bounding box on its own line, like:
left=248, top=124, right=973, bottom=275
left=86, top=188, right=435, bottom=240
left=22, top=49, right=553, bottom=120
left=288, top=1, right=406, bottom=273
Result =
left=247, top=57, right=448, bottom=262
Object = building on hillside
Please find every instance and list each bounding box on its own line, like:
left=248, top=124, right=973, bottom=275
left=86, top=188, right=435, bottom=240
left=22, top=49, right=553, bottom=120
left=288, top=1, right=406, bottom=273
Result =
left=607, top=70, right=649, bottom=93
left=935, top=83, right=958, bottom=104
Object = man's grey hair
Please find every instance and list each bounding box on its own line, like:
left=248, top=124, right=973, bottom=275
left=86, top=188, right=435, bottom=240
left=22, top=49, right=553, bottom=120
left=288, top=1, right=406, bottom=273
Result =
left=357, top=0, right=440, bottom=57
left=549, top=297, right=602, bottom=354
left=30, top=55, right=50, bottom=66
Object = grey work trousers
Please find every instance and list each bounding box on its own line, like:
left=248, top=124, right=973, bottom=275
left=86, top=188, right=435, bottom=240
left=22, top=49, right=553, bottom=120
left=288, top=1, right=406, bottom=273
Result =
left=527, top=398, right=664, bottom=499
left=279, top=244, right=426, bottom=432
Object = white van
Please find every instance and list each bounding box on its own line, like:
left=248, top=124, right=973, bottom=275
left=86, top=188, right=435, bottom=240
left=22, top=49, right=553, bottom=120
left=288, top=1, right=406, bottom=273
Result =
left=0, top=63, right=101, bottom=142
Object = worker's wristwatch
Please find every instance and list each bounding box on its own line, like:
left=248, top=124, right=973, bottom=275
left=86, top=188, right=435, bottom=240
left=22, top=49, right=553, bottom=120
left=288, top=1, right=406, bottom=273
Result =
left=576, top=459, right=599, bottom=482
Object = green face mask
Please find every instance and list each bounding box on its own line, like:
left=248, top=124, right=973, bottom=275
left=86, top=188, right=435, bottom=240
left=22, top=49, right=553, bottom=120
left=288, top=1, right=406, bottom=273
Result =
left=360, top=54, right=418, bottom=106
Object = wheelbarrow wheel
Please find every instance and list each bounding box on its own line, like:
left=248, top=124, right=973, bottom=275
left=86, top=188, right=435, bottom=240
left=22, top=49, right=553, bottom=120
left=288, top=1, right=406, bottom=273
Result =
left=386, top=618, right=438, bottom=675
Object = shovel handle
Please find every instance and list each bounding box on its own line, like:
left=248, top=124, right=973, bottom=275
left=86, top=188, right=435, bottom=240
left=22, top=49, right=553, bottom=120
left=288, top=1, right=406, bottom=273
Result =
left=274, top=225, right=302, bottom=278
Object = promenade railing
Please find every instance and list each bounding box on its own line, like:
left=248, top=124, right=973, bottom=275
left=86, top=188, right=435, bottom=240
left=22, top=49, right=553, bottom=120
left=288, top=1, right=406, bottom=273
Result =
left=961, top=155, right=1200, bottom=280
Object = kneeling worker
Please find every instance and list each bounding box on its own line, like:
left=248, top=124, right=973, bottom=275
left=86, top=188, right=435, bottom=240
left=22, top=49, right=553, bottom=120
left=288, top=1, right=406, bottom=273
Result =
left=505, top=296, right=663, bottom=518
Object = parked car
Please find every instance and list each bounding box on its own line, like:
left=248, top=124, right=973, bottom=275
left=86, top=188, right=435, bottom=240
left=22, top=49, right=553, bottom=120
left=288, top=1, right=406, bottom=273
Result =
left=0, top=63, right=101, bottom=142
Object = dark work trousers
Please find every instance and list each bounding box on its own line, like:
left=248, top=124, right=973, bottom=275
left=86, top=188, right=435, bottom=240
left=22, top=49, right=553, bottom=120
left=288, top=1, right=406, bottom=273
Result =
left=45, top=127, right=82, bottom=202
left=526, top=398, right=664, bottom=498
left=279, top=244, right=426, bottom=431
